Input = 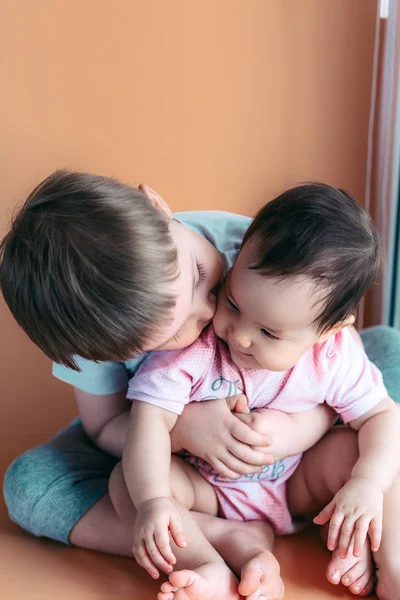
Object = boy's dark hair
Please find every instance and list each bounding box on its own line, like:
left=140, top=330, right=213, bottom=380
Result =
left=242, top=183, right=381, bottom=332
left=0, top=171, right=178, bottom=370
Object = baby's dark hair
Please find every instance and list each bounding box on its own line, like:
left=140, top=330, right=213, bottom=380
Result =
left=242, top=183, right=381, bottom=332
left=0, top=170, right=178, bottom=370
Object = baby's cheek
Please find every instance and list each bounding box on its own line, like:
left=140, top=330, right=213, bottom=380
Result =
left=258, top=348, right=291, bottom=372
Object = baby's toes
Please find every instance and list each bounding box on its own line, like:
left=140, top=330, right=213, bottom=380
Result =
left=349, top=574, right=375, bottom=597
left=157, top=592, right=174, bottom=600
left=342, top=561, right=370, bottom=588
left=158, top=579, right=178, bottom=600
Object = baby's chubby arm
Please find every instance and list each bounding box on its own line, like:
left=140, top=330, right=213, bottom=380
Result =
left=235, top=403, right=337, bottom=461
left=123, top=401, right=187, bottom=578
left=315, top=396, right=400, bottom=558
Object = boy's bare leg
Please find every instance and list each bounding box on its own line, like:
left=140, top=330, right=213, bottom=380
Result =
left=69, top=492, right=139, bottom=555
left=110, top=457, right=241, bottom=600
left=287, top=425, right=400, bottom=599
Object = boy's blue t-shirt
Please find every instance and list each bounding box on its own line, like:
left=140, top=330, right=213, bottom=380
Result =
left=53, top=211, right=251, bottom=395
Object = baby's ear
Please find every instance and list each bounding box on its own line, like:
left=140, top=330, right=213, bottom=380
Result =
left=317, top=314, right=356, bottom=343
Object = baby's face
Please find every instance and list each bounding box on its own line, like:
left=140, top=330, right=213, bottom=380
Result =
left=213, top=243, right=325, bottom=371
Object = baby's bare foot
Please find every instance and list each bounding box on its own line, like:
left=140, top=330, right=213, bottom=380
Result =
left=239, top=549, right=284, bottom=600
left=327, top=539, right=374, bottom=596
left=157, top=560, right=242, bottom=600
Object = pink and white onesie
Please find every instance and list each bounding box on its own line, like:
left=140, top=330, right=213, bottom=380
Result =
left=127, top=325, right=386, bottom=535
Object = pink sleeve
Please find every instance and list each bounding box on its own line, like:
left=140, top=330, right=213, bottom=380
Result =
left=126, top=332, right=213, bottom=415
left=324, top=329, right=387, bottom=423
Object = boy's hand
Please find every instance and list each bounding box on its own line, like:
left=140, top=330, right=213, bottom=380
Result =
left=235, top=408, right=292, bottom=463
left=133, top=497, right=187, bottom=579
left=172, top=395, right=273, bottom=479
left=314, top=477, right=384, bottom=559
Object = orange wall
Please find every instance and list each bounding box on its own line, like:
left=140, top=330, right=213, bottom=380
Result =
left=0, top=0, right=378, bottom=461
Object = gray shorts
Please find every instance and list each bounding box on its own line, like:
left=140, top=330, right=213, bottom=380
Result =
left=3, top=326, right=400, bottom=544
left=3, top=418, right=118, bottom=543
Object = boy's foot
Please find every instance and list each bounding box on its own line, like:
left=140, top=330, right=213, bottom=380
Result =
left=157, top=560, right=242, bottom=600
left=326, top=539, right=374, bottom=596
left=238, top=549, right=284, bottom=600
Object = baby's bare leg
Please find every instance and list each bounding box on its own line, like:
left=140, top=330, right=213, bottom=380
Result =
left=373, top=475, right=400, bottom=600
left=196, top=514, right=284, bottom=600
left=288, top=410, right=400, bottom=600
left=287, top=427, right=374, bottom=596
left=110, top=458, right=241, bottom=600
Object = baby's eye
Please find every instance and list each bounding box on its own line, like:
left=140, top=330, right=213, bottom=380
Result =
left=227, top=297, right=239, bottom=312
left=261, top=329, right=279, bottom=341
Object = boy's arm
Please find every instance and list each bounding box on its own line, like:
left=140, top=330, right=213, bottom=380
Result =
left=75, top=388, right=130, bottom=457
left=315, top=396, right=400, bottom=558
left=235, top=404, right=337, bottom=460
left=123, top=401, right=186, bottom=578
left=75, top=388, right=272, bottom=477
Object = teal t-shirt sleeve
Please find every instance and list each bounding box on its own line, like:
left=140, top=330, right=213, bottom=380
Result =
left=53, top=210, right=251, bottom=394
left=53, top=358, right=130, bottom=395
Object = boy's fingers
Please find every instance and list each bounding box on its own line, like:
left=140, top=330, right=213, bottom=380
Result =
left=353, top=516, right=370, bottom=557
left=210, top=457, right=241, bottom=480
left=228, top=393, right=249, bottom=414
left=169, top=516, right=187, bottom=549
left=219, top=451, right=265, bottom=476
left=369, top=517, right=382, bottom=552
left=154, top=528, right=176, bottom=566
left=227, top=437, right=273, bottom=466
left=230, top=417, right=271, bottom=447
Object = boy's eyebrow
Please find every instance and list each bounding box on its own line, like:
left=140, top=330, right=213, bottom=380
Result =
left=227, top=281, right=282, bottom=336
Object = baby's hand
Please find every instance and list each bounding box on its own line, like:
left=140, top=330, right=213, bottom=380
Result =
left=133, top=497, right=187, bottom=579
left=313, top=477, right=384, bottom=559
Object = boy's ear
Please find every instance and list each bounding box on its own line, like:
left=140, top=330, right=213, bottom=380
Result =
left=317, top=314, right=356, bottom=343
left=139, top=184, right=173, bottom=218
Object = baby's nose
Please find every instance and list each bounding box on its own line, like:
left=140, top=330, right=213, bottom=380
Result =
left=229, top=328, right=252, bottom=348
